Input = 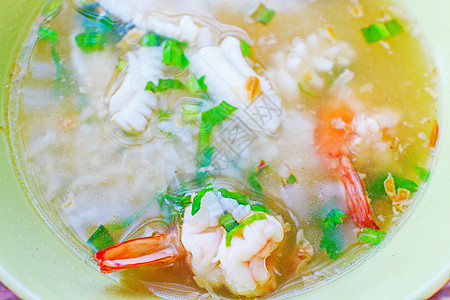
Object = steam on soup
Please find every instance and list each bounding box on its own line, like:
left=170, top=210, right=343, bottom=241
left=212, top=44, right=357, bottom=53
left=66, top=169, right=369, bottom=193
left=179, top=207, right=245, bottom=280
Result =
left=13, top=0, right=438, bottom=298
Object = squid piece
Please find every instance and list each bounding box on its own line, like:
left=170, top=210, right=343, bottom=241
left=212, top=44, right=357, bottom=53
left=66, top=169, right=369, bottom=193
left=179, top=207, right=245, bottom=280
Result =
left=315, top=101, right=380, bottom=229
left=108, top=47, right=164, bottom=135
left=188, top=36, right=282, bottom=133
left=93, top=187, right=303, bottom=297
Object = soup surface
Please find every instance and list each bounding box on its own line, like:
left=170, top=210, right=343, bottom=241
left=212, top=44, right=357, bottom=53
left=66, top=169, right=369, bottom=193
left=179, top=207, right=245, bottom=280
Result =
left=10, top=0, right=439, bottom=298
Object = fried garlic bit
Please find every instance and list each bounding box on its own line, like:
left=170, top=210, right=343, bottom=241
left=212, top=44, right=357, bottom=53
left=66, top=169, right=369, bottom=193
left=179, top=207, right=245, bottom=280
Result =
left=383, top=174, right=411, bottom=211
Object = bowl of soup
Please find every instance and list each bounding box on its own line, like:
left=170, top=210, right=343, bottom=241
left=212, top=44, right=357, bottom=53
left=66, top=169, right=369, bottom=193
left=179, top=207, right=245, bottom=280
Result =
left=0, top=0, right=449, bottom=299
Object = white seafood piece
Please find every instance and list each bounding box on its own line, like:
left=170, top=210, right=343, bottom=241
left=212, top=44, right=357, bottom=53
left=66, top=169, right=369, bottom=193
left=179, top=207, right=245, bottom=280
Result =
left=181, top=190, right=285, bottom=296
left=217, top=214, right=284, bottom=296
left=109, top=47, right=164, bottom=135
left=189, top=36, right=282, bottom=134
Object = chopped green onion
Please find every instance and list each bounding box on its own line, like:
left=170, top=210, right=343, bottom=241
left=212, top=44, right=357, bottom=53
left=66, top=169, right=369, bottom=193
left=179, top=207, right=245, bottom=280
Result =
left=298, top=83, right=318, bottom=97
left=413, top=164, right=430, bottom=182
left=75, top=27, right=106, bottom=53
left=240, top=40, right=252, bottom=58
left=252, top=4, right=276, bottom=25
left=250, top=204, right=271, bottom=214
left=191, top=183, right=215, bottom=215
left=163, top=39, right=189, bottom=70
left=367, top=173, right=418, bottom=200
left=322, top=208, right=345, bottom=230
left=218, top=188, right=249, bottom=205
left=226, top=213, right=267, bottom=247
left=38, top=26, right=58, bottom=44
left=385, top=19, right=404, bottom=36
left=87, top=225, right=114, bottom=251
left=358, top=228, right=386, bottom=245
left=392, top=175, right=418, bottom=193
left=145, top=79, right=185, bottom=94
left=141, top=32, right=166, bottom=47
left=157, top=192, right=192, bottom=223
left=219, top=213, right=239, bottom=232
left=186, top=75, right=208, bottom=94
left=286, top=174, right=297, bottom=185
left=196, top=101, right=238, bottom=168
left=156, top=109, right=173, bottom=119
left=361, top=19, right=404, bottom=43
left=182, top=105, right=201, bottom=122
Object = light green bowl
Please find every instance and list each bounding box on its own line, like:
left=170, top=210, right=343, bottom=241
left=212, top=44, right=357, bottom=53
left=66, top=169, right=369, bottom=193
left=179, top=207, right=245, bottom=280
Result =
left=0, top=1, right=449, bottom=299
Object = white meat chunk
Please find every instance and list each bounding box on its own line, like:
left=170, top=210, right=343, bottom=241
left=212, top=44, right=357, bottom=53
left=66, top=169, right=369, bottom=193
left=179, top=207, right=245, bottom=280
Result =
left=109, top=47, right=164, bottom=135
left=188, top=36, right=282, bottom=134
left=181, top=189, right=285, bottom=297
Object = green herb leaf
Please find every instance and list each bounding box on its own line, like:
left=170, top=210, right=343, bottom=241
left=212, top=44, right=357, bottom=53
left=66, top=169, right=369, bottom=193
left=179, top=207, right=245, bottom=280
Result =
left=75, top=27, right=106, bottom=53
left=320, top=227, right=343, bottom=259
left=226, top=213, right=267, bottom=247
left=196, top=101, right=238, bottom=168
left=163, top=39, right=189, bottom=70
left=38, top=26, right=58, bottom=44
left=392, top=175, right=418, bottom=193
left=219, top=213, right=239, bottom=232
left=186, top=75, right=208, bottom=94
left=367, top=172, right=418, bottom=200
left=182, top=105, right=201, bottom=122
left=413, top=164, right=430, bottom=182
left=156, top=109, right=173, bottom=119
left=385, top=19, right=404, bottom=36
left=191, top=183, right=215, bottom=215
left=87, top=225, right=114, bottom=251
left=145, top=79, right=185, bottom=93
left=298, top=83, right=318, bottom=97
left=252, top=4, right=276, bottom=25
left=286, top=174, right=297, bottom=185
left=141, top=32, right=166, bottom=47
left=218, top=188, right=249, bottom=205
left=240, top=40, right=252, bottom=58
left=322, top=208, right=345, bottom=230
left=358, top=227, right=386, bottom=245
left=250, top=204, right=271, bottom=214
left=157, top=192, right=192, bottom=224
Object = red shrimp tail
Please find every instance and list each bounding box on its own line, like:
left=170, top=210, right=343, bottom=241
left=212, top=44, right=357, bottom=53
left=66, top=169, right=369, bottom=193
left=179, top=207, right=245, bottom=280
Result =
left=93, top=234, right=181, bottom=273
left=337, top=156, right=380, bottom=230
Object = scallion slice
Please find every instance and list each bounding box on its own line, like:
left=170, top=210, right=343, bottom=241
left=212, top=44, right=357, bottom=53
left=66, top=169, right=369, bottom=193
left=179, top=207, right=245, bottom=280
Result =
left=219, top=213, right=239, bottom=232
left=87, top=225, right=114, bottom=251
left=141, top=32, right=165, bottom=47
left=252, top=4, right=276, bottom=25
left=240, top=40, right=252, bottom=58
left=358, top=228, right=386, bottom=245
left=361, top=19, right=404, bottom=44
left=191, top=183, right=215, bottom=215
left=286, top=174, right=297, bottom=185
left=145, top=79, right=185, bottom=94
left=250, top=204, right=271, bottom=214
left=163, top=39, right=189, bottom=70
left=218, top=188, right=249, bottom=205
left=225, top=213, right=267, bottom=247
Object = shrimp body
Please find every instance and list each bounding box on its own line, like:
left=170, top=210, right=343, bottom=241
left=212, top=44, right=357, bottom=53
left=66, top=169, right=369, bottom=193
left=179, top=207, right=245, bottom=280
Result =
left=94, top=188, right=289, bottom=297
left=315, top=100, right=381, bottom=229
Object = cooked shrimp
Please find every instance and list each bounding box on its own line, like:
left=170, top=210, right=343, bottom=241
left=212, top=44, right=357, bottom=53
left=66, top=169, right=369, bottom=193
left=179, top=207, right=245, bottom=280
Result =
left=315, top=100, right=380, bottom=229
left=94, top=186, right=296, bottom=297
